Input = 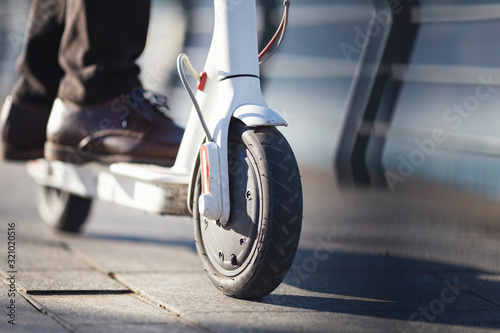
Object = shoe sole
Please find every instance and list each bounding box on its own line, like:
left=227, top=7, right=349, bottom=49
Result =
left=1, top=144, right=44, bottom=161
left=44, top=142, right=175, bottom=166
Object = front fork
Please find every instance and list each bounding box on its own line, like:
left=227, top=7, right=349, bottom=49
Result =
left=179, top=0, right=287, bottom=225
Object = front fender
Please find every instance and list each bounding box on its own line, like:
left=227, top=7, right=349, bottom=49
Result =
left=233, top=104, right=288, bottom=127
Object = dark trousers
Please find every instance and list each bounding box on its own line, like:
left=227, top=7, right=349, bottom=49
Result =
left=12, top=0, right=150, bottom=108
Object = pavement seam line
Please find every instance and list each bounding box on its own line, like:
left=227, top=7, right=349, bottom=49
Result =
left=112, top=274, right=218, bottom=333
left=64, top=246, right=216, bottom=333
left=462, top=288, right=500, bottom=308
left=0, top=273, right=76, bottom=332
left=434, top=273, right=500, bottom=308
left=17, top=290, right=77, bottom=333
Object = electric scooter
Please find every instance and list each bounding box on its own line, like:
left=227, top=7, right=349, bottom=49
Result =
left=27, top=0, right=302, bottom=300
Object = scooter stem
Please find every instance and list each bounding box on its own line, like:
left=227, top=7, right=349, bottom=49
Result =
left=178, top=0, right=287, bottom=225
left=212, top=0, right=260, bottom=79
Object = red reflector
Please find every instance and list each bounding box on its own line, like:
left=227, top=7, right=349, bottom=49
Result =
left=197, top=71, right=207, bottom=91
left=200, top=145, right=210, bottom=194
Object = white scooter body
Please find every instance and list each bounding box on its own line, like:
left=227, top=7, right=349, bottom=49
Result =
left=27, top=0, right=287, bottom=220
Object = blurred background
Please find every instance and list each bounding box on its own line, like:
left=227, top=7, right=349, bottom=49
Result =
left=2, top=0, right=500, bottom=195
left=2, top=2, right=500, bottom=331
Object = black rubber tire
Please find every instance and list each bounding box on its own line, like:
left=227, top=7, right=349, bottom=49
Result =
left=193, top=120, right=303, bottom=300
left=36, top=185, right=93, bottom=233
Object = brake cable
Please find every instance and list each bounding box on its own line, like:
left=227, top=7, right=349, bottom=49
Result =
left=258, top=0, right=290, bottom=66
left=177, top=54, right=213, bottom=142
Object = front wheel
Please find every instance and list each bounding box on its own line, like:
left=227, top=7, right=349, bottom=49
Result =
left=193, top=120, right=303, bottom=300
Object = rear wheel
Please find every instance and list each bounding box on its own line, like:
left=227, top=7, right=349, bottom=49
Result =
left=193, top=120, right=302, bottom=300
left=36, top=185, right=92, bottom=233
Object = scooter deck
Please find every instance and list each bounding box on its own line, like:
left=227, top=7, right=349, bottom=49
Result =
left=27, top=160, right=191, bottom=216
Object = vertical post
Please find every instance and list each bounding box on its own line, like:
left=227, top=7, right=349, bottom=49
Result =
left=334, top=0, right=420, bottom=187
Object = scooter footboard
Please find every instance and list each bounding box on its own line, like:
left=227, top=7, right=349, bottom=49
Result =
left=27, top=159, right=191, bottom=216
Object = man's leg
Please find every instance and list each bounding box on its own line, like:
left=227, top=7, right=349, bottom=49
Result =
left=57, top=0, right=150, bottom=106
left=46, top=0, right=184, bottom=166
left=1, top=0, right=65, bottom=160
left=13, top=0, right=65, bottom=107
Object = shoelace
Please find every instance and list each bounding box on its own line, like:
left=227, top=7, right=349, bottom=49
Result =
left=142, top=90, right=170, bottom=114
left=127, top=89, right=171, bottom=122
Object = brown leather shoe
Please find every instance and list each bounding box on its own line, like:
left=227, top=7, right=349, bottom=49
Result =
left=0, top=96, right=51, bottom=161
left=44, top=90, right=184, bottom=166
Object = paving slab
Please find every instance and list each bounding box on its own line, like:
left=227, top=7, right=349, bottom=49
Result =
left=60, top=235, right=200, bottom=274
left=77, top=323, right=204, bottom=333
left=115, top=271, right=430, bottom=313
left=0, top=283, right=67, bottom=333
left=116, top=270, right=500, bottom=332
left=185, top=311, right=500, bottom=333
left=32, top=294, right=205, bottom=333
left=299, top=169, right=500, bottom=275
left=0, top=240, right=90, bottom=272
left=17, top=270, right=130, bottom=293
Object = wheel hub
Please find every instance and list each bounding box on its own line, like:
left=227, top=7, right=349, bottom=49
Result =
left=200, top=141, right=261, bottom=277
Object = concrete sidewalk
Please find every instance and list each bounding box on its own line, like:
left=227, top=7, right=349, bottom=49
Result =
left=1, top=161, right=500, bottom=332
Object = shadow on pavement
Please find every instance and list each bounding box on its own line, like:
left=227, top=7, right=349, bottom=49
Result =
left=265, top=249, right=500, bottom=330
